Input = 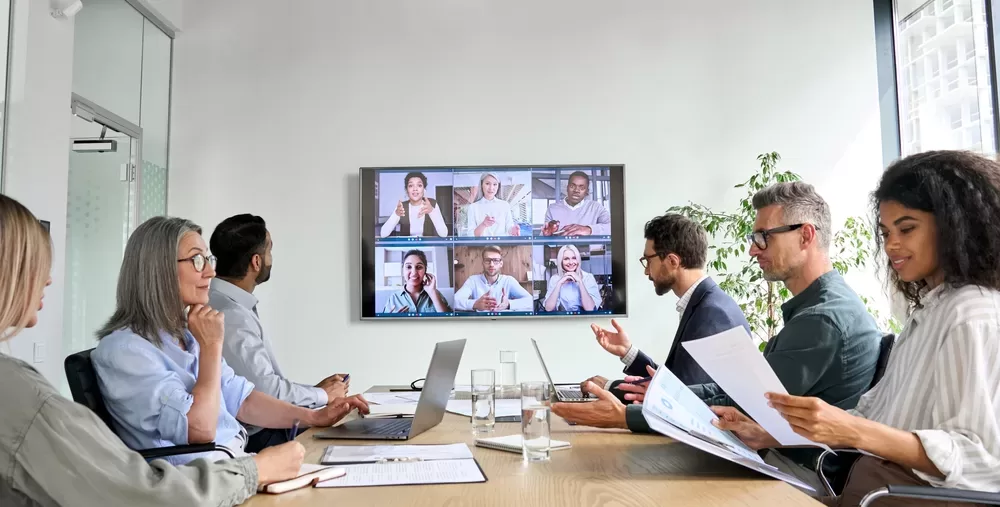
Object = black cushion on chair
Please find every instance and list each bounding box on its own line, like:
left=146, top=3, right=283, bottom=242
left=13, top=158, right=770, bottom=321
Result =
left=64, top=349, right=116, bottom=430
left=869, top=333, right=896, bottom=390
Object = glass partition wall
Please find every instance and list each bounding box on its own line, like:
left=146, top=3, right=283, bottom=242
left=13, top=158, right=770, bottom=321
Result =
left=64, top=0, right=172, bottom=355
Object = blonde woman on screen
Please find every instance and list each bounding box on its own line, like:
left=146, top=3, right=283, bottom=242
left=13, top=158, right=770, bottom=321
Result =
left=543, top=244, right=602, bottom=312
left=0, top=195, right=305, bottom=506
left=465, top=172, right=519, bottom=237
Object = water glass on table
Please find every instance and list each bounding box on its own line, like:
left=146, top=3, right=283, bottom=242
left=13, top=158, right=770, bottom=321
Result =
left=471, top=369, right=496, bottom=435
left=499, top=350, right=518, bottom=396
left=520, top=381, right=551, bottom=462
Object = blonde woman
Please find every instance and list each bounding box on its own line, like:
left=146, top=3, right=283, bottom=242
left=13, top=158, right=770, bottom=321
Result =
left=0, top=195, right=305, bottom=506
left=543, top=244, right=602, bottom=312
left=465, top=172, right=519, bottom=237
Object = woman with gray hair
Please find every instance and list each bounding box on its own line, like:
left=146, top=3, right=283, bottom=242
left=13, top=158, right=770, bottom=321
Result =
left=0, top=196, right=306, bottom=506
left=464, top=171, right=520, bottom=236
left=92, top=216, right=369, bottom=467
left=542, top=244, right=602, bottom=312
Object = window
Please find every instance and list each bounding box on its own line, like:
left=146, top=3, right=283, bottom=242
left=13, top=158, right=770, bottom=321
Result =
left=890, top=0, right=996, bottom=157
left=0, top=1, right=11, bottom=190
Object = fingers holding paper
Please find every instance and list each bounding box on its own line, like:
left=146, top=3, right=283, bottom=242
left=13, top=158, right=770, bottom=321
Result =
left=765, top=393, right=862, bottom=448
left=551, top=382, right=627, bottom=429
left=710, top=406, right=779, bottom=450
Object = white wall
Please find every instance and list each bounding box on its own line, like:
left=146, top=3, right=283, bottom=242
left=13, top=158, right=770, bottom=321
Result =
left=3, top=0, right=75, bottom=383
left=171, top=0, right=886, bottom=393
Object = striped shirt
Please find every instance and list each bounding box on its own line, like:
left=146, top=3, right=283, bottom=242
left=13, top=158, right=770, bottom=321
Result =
left=850, top=284, right=1000, bottom=491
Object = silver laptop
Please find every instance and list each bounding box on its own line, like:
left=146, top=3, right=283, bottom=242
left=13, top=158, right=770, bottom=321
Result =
left=530, top=338, right=595, bottom=403
left=314, top=339, right=466, bottom=440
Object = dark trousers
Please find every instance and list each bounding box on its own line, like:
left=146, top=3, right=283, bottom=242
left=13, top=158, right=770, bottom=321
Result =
left=244, top=426, right=306, bottom=454
left=821, top=456, right=989, bottom=507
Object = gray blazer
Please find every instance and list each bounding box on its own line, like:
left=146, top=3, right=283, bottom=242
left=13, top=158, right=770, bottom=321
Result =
left=0, top=353, right=257, bottom=507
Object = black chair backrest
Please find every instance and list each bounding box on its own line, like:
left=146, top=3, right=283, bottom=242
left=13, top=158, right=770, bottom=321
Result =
left=64, top=348, right=116, bottom=430
left=869, top=333, right=896, bottom=390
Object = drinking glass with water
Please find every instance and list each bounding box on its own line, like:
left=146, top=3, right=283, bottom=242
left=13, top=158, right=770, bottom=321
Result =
left=471, top=369, right=496, bottom=435
left=520, top=381, right=551, bottom=462
left=499, top=350, right=517, bottom=396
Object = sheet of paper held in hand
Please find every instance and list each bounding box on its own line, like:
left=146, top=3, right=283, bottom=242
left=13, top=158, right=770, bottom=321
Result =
left=681, top=326, right=833, bottom=451
left=640, top=365, right=817, bottom=492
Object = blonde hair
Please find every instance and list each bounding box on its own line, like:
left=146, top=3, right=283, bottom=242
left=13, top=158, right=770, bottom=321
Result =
left=556, top=245, right=582, bottom=277
left=0, top=195, right=52, bottom=342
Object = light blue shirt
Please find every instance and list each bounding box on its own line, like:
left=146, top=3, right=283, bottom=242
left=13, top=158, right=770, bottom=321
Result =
left=453, top=274, right=533, bottom=312
left=92, top=327, right=255, bottom=466
left=546, top=271, right=603, bottom=311
left=381, top=289, right=451, bottom=314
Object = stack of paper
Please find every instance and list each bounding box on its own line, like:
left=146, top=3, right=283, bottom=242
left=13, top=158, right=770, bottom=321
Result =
left=445, top=399, right=521, bottom=418
left=321, top=443, right=473, bottom=464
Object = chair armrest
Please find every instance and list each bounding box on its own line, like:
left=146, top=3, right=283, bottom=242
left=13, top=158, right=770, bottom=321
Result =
left=139, top=443, right=236, bottom=460
left=861, top=486, right=1000, bottom=507
left=816, top=448, right=864, bottom=497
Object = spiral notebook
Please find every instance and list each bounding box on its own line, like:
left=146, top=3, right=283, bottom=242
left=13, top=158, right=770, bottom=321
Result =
left=474, top=434, right=571, bottom=454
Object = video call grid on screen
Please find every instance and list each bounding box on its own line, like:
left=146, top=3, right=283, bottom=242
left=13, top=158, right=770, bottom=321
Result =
left=360, top=165, right=628, bottom=319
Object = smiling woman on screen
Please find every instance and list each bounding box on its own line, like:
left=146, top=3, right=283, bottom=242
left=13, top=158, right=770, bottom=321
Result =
left=465, top=172, right=519, bottom=237
left=543, top=244, right=602, bottom=312
left=379, top=171, right=448, bottom=238
left=382, top=249, right=451, bottom=314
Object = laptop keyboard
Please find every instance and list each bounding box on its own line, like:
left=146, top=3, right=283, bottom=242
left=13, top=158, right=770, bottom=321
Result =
left=362, top=419, right=412, bottom=435
left=559, top=389, right=587, bottom=400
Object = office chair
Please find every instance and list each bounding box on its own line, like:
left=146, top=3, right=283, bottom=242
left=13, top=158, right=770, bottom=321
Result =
left=65, top=348, right=235, bottom=460
left=813, top=334, right=1000, bottom=505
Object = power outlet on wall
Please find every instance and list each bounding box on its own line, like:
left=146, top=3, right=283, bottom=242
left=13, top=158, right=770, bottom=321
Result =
left=33, top=342, right=45, bottom=363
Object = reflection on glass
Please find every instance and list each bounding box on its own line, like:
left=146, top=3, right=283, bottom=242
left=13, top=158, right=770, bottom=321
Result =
left=896, top=0, right=995, bottom=156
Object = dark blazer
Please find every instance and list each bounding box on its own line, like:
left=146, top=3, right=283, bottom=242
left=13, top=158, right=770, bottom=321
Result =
left=623, top=277, right=749, bottom=386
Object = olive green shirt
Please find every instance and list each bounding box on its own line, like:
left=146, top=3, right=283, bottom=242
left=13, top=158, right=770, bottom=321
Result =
left=0, top=353, right=258, bottom=507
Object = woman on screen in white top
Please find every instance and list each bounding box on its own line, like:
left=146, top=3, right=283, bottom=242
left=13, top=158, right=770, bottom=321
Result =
left=465, top=172, right=519, bottom=237
left=379, top=172, right=449, bottom=238
left=713, top=151, right=1000, bottom=506
left=381, top=249, right=452, bottom=314
left=543, top=245, right=602, bottom=312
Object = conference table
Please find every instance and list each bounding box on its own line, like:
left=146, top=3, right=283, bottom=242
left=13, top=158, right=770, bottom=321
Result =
left=245, top=386, right=822, bottom=507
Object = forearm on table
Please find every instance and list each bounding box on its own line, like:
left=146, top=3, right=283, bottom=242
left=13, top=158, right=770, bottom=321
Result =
left=237, top=390, right=316, bottom=428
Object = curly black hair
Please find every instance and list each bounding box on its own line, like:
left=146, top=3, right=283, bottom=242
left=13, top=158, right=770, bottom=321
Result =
left=872, top=150, right=1000, bottom=306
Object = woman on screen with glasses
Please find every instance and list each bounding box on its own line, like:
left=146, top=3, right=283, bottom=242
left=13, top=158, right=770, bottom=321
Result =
left=465, top=171, right=520, bottom=237
left=91, top=217, right=369, bottom=467
left=379, top=171, right=449, bottom=238
left=715, top=150, right=1000, bottom=506
left=543, top=244, right=602, bottom=312
left=0, top=196, right=312, bottom=505
left=382, top=249, right=452, bottom=314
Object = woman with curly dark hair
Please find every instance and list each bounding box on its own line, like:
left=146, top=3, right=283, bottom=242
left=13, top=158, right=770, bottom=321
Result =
left=712, top=150, right=1000, bottom=506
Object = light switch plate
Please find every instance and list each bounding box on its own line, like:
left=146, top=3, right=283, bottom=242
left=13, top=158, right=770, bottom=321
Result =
left=33, top=342, right=45, bottom=363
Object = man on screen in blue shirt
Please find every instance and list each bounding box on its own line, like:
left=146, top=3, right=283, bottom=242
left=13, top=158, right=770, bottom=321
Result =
left=453, top=245, right=533, bottom=312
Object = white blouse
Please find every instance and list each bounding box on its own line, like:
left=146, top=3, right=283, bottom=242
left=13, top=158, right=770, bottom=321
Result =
left=849, top=284, right=1000, bottom=492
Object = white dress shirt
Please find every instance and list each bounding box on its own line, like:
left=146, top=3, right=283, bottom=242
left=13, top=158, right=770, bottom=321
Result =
left=849, top=284, right=1000, bottom=491
left=453, top=274, right=533, bottom=312
left=379, top=201, right=448, bottom=237
left=209, top=279, right=328, bottom=431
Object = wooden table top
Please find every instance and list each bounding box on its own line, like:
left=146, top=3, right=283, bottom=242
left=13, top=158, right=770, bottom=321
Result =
left=244, top=386, right=821, bottom=507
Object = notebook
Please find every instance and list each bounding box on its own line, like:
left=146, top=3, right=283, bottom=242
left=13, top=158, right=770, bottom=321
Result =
left=259, top=464, right=346, bottom=494
left=474, top=434, right=571, bottom=454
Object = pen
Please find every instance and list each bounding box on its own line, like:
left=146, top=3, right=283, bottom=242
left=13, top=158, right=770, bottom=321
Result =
left=619, top=376, right=652, bottom=386
left=288, top=419, right=300, bottom=441
left=343, top=374, right=350, bottom=382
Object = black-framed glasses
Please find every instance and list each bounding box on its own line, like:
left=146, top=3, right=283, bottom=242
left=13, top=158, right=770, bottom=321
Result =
left=747, top=224, right=815, bottom=250
left=638, top=252, right=664, bottom=269
left=178, top=253, right=217, bottom=273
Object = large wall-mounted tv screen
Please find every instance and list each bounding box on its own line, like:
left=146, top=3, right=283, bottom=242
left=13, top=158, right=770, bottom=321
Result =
left=360, top=165, right=627, bottom=319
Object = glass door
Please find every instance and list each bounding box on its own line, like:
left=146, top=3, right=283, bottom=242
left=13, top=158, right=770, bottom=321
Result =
left=63, top=97, right=140, bottom=354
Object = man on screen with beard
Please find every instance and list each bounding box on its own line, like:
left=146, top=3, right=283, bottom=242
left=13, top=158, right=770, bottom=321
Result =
left=209, top=214, right=350, bottom=452
left=453, top=245, right=533, bottom=312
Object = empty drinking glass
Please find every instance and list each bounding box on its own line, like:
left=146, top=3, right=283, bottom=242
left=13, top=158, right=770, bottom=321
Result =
left=499, top=350, right=518, bottom=395
left=471, top=369, right=496, bottom=435
left=521, top=381, right=551, bottom=462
